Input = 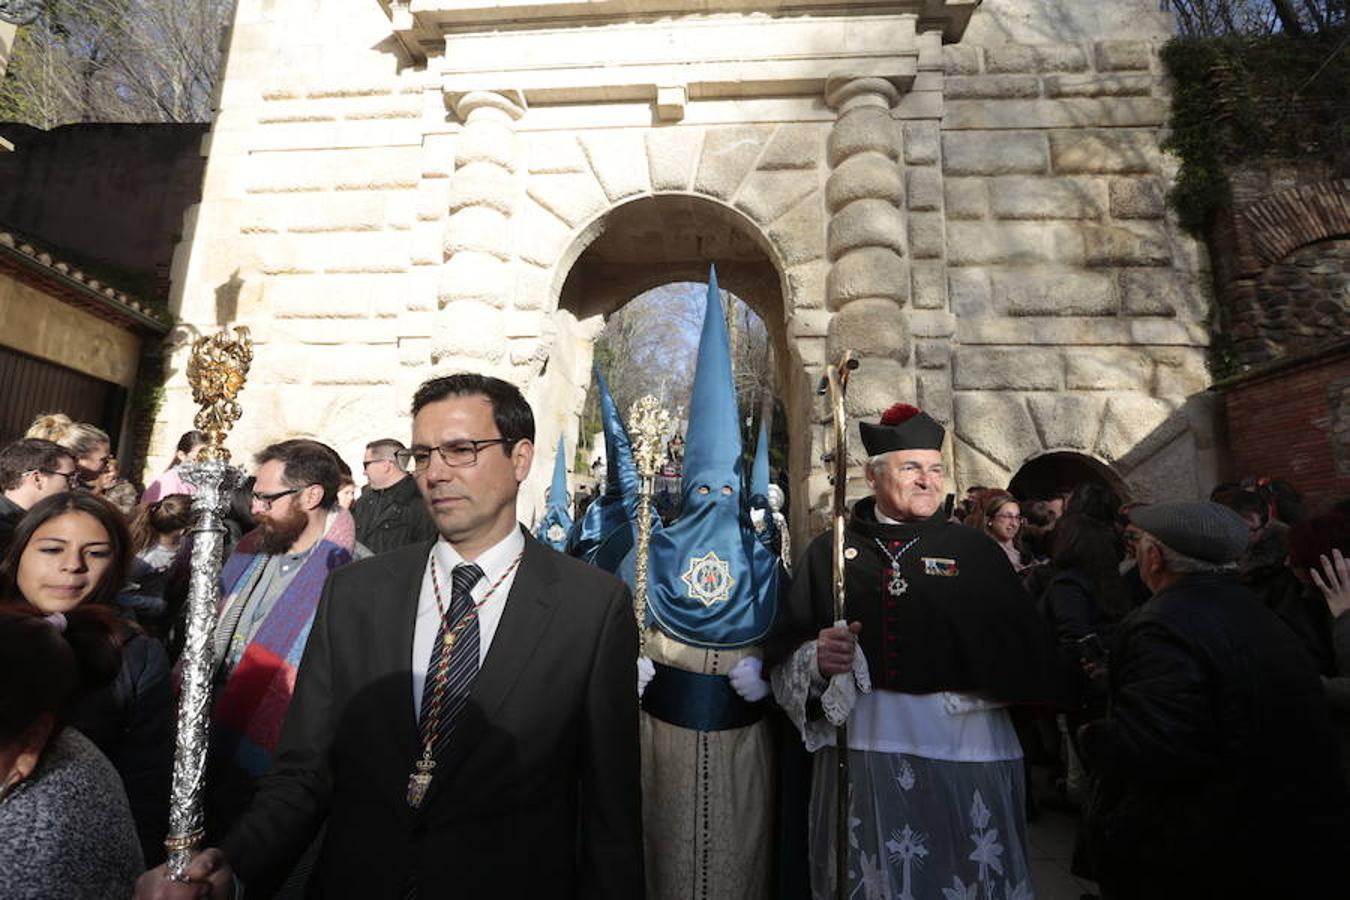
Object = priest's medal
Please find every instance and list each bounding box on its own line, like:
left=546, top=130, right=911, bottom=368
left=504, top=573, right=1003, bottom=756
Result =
left=888, top=571, right=908, bottom=597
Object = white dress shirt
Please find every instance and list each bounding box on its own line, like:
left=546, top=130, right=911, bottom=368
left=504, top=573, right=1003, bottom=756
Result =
left=410, top=526, right=526, bottom=712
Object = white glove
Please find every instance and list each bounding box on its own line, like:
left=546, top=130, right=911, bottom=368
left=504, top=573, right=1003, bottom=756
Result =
left=728, top=656, right=771, bottom=703
left=637, top=656, right=655, bottom=698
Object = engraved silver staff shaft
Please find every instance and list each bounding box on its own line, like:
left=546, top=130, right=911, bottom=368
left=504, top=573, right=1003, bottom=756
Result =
left=629, top=395, right=670, bottom=654
left=165, top=460, right=240, bottom=878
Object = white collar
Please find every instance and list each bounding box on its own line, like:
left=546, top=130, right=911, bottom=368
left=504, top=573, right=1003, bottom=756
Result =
left=875, top=508, right=902, bottom=526
left=432, top=525, right=525, bottom=584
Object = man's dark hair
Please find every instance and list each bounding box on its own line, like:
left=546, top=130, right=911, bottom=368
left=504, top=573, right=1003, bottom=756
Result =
left=1212, top=487, right=1265, bottom=522
left=0, top=439, right=76, bottom=492
left=366, top=438, right=406, bottom=458
left=411, top=374, right=535, bottom=452
left=254, top=439, right=343, bottom=509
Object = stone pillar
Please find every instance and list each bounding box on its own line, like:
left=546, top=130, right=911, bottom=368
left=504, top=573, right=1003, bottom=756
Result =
left=435, top=89, right=526, bottom=366
left=823, top=75, right=913, bottom=435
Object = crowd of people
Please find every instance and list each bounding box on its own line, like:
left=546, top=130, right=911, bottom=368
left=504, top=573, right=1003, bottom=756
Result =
left=0, top=382, right=1347, bottom=899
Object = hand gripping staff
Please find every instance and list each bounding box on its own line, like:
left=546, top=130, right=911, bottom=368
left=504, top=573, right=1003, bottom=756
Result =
left=819, top=351, right=858, bottom=900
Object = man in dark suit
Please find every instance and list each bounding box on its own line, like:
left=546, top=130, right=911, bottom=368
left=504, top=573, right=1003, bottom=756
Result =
left=139, top=374, right=644, bottom=898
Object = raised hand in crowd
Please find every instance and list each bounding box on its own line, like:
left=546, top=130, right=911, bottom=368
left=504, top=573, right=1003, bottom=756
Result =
left=1311, top=548, right=1350, bottom=619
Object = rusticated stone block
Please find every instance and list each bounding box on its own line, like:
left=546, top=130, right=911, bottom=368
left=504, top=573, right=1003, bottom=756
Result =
left=1150, top=348, right=1210, bottom=398
left=737, top=171, right=820, bottom=226
left=826, top=248, right=909, bottom=310
left=916, top=371, right=953, bottom=423
left=522, top=133, right=588, bottom=175
left=953, top=438, right=1011, bottom=493
left=1064, top=349, right=1152, bottom=391
left=845, top=358, right=911, bottom=418
left=942, top=45, right=981, bottom=75
left=907, top=168, right=943, bottom=212
left=827, top=199, right=907, bottom=261
left=989, top=176, right=1106, bottom=220
left=953, top=347, right=1063, bottom=391
left=785, top=260, right=829, bottom=310
left=944, top=75, right=1040, bottom=99
left=1119, top=269, right=1184, bottom=316
left=827, top=297, right=910, bottom=361
left=1082, top=223, right=1170, bottom=267
left=432, top=299, right=505, bottom=362
left=1095, top=41, right=1152, bottom=72
left=447, top=162, right=516, bottom=215
left=1043, top=74, right=1153, bottom=98
left=455, top=120, right=518, bottom=173
left=438, top=252, right=511, bottom=307
left=1095, top=396, right=1178, bottom=464
left=943, top=98, right=1167, bottom=130
left=825, top=154, right=904, bottom=214
left=943, top=132, right=1047, bottom=176
left=947, top=222, right=1084, bottom=266
left=828, top=108, right=899, bottom=167
left=914, top=339, right=950, bottom=369
left=949, top=269, right=992, bottom=316
left=645, top=127, right=703, bottom=191
left=694, top=125, right=771, bottom=200
left=1027, top=395, right=1105, bottom=450
left=309, top=345, right=397, bottom=385
left=579, top=131, right=651, bottom=200
left=767, top=192, right=827, bottom=265
left=758, top=123, right=825, bottom=171
left=944, top=178, right=988, bottom=220
left=1050, top=131, right=1158, bottom=174
left=992, top=269, right=1116, bottom=316
left=953, top=392, right=1041, bottom=470
left=525, top=172, right=608, bottom=228
left=908, top=211, right=946, bottom=259
left=911, top=260, right=947, bottom=310
left=1109, top=178, right=1165, bottom=219
left=903, top=122, right=940, bottom=166
left=444, top=207, right=512, bottom=260
left=985, top=43, right=1089, bottom=74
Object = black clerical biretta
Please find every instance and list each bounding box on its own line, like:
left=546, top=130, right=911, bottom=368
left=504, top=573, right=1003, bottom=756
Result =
left=859, top=403, right=946, bottom=456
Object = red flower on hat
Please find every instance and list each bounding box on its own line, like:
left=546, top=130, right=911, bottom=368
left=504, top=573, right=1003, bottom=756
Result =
left=880, top=403, right=921, bottom=426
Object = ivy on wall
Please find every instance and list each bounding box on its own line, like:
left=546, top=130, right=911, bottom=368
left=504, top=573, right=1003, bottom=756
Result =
left=1160, top=29, right=1350, bottom=230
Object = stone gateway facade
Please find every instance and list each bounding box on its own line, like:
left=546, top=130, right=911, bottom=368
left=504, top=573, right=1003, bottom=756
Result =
left=155, top=0, right=1219, bottom=539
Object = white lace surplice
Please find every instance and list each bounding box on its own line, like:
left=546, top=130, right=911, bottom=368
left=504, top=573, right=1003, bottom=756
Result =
left=773, top=641, right=1035, bottom=900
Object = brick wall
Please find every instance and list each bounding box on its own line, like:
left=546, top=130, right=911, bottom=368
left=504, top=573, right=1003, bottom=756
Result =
left=1223, top=345, right=1350, bottom=502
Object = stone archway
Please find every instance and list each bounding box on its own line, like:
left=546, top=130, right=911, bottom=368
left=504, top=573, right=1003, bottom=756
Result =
left=1007, top=450, right=1130, bottom=503
left=526, top=191, right=815, bottom=547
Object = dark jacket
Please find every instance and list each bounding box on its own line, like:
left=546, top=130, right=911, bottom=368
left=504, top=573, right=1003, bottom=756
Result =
left=221, top=530, right=644, bottom=898
left=350, top=475, right=438, bottom=555
left=1081, top=573, right=1349, bottom=898
left=0, top=494, right=23, bottom=557
left=68, top=626, right=174, bottom=866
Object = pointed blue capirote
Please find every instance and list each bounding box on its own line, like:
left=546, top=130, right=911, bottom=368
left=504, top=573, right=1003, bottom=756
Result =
left=750, top=418, right=770, bottom=500
left=634, top=266, right=781, bottom=648
left=567, top=365, right=646, bottom=571
left=534, top=435, right=573, bottom=551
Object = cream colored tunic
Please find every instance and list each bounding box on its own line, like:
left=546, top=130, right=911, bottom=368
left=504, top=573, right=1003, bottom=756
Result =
left=641, top=629, right=773, bottom=900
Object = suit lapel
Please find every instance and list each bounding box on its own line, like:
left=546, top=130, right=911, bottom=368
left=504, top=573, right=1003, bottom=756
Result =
left=423, top=530, right=560, bottom=806
left=378, top=542, right=434, bottom=759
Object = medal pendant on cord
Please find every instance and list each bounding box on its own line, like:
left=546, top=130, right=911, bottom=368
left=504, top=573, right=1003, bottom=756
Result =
left=875, top=536, right=921, bottom=600
left=888, top=572, right=909, bottom=597
left=407, top=757, right=435, bottom=808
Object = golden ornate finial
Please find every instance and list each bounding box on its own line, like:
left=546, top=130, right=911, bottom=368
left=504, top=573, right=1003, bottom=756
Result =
left=186, top=326, right=253, bottom=462
left=628, top=394, right=671, bottom=651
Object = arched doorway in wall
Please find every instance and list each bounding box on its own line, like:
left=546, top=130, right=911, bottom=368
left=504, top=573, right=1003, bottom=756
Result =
left=1007, top=450, right=1131, bottom=503
left=535, top=192, right=810, bottom=545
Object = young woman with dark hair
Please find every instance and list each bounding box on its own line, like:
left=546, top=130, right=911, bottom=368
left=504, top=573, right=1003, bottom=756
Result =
left=120, top=494, right=196, bottom=632
left=0, top=606, right=144, bottom=898
left=141, top=430, right=210, bottom=505
left=0, top=492, right=174, bottom=866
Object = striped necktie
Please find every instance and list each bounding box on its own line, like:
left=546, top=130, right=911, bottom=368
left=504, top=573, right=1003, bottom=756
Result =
left=419, top=562, right=484, bottom=761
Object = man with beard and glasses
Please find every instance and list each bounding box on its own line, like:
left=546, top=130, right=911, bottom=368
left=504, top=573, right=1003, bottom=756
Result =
left=205, top=439, right=357, bottom=842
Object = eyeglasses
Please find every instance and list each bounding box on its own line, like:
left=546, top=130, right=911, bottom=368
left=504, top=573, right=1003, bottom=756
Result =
left=362, top=458, right=397, bottom=470
left=251, top=487, right=301, bottom=510
left=399, top=439, right=516, bottom=471
left=32, top=468, right=78, bottom=487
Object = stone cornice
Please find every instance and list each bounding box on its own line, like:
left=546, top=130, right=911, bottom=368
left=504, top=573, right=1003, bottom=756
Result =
left=380, top=0, right=976, bottom=65
left=436, top=12, right=924, bottom=122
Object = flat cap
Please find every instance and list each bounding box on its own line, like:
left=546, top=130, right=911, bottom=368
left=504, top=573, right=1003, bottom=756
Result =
left=1127, top=501, right=1250, bottom=565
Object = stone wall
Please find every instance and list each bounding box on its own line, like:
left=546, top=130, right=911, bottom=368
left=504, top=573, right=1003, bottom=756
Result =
left=937, top=0, right=1216, bottom=501
left=155, top=0, right=1220, bottom=522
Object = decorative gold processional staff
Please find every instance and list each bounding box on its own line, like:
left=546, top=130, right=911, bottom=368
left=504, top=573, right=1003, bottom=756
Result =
left=164, top=327, right=253, bottom=880
left=628, top=394, right=670, bottom=653
left=819, top=351, right=858, bottom=900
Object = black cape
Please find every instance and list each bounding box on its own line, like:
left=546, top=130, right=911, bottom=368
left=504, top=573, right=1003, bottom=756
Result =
left=767, top=497, right=1069, bottom=705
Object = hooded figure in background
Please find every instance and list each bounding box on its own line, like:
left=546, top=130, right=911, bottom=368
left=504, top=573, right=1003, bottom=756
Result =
left=627, top=268, right=785, bottom=900
left=534, top=436, right=573, bottom=551
left=567, top=366, right=642, bottom=572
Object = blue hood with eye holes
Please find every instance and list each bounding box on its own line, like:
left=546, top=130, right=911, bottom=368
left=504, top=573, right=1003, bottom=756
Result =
left=621, top=267, right=781, bottom=649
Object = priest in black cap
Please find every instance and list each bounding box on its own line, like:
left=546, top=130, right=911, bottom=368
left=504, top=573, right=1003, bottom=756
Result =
left=767, top=403, right=1066, bottom=900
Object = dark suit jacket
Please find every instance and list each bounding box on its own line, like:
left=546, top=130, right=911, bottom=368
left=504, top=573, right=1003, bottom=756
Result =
left=221, top=528, right=644, bottom=898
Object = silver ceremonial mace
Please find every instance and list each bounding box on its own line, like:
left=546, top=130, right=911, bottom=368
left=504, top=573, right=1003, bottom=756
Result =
left=628, top=394, right=670, bottom=653
left=165, top=327, right=252, bottom=879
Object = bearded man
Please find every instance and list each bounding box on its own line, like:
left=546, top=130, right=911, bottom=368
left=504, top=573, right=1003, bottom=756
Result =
left=205, top=438, right=356, bottom=839
left=769, top=403, right=1065, bottom=900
